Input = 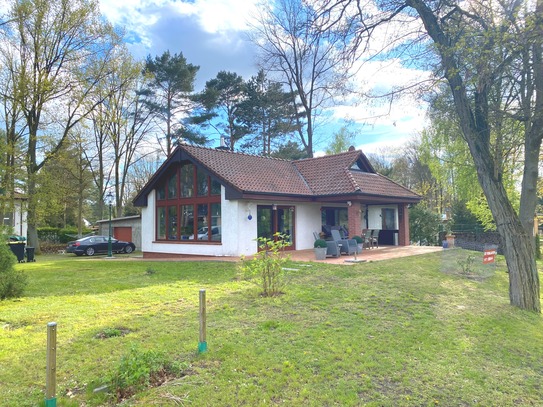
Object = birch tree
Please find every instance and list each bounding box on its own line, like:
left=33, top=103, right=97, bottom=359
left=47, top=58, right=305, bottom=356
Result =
left=250, top=0, right=359, bottom=157
left=0, top=0, right=120, bottom=251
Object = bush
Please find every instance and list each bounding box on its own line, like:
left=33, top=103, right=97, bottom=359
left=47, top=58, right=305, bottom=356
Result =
left=0, top=239, right=27, bottom=300
left=409, top=205, right=441, bottom=245
left=38, top=227, right=94, bottom=244
left=314, top=238, right=327, bottom=248
left=352, top=235, right=363, bottom=244
left=239, top=233, right=291, bottom=296
left=107, top=345, right=187, bottom=402
left=536, top=236, right=541, bottom=260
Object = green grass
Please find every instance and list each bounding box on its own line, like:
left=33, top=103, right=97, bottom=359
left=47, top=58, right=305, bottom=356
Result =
left=1, top=249, right=543, bottom=406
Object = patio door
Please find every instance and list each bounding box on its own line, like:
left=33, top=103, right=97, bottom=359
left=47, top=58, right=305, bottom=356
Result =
left=257, top=205, right=295, bottom=250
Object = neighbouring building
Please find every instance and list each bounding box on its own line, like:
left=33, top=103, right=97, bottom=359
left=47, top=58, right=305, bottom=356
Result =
left=1, top=192, right=28, bottom=238
left=133, top=144, right=421, bottom=258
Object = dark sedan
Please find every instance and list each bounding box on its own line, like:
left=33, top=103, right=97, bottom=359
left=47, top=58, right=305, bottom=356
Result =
left=66, top=235, right=136, bottom=256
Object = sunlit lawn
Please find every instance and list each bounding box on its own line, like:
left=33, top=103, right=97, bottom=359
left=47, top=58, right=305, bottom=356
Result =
left=1, top=249, right=543, bottom=406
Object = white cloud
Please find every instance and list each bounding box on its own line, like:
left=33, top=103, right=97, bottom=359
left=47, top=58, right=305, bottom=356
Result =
left=98, top=0, right=432, bottom=149
left=328, top=57, right=430, bottom=143
left=99, top=0, right=259, bottom=47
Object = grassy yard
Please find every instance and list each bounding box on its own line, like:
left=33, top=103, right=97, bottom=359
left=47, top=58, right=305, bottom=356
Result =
left=1, top=249, right=543, bottom=406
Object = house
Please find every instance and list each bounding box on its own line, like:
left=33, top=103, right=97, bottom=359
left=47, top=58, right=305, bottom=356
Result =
left=1, top=192, right=28, bottom=238
left=133, top=144, right=421, bottom=258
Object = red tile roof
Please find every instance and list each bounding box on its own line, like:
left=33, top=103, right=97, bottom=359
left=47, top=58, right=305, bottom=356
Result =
left=182, top=144, right=419, bottom=200
left=134, top=144, right=420, bottom=205
left=182, top=144, right=313, bottom=195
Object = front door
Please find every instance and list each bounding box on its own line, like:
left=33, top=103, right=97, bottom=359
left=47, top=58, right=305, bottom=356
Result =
left=257, top=205, right=295, bottom=250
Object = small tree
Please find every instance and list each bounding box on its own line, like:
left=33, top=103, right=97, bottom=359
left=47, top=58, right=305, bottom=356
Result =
left=0, top=237, right=27, bottom=300
left=239, top=233, right=291, bottom=296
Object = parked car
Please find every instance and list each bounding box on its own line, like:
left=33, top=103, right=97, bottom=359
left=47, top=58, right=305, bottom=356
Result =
left=66, top=235, right=136, bottom=256
left=189, top=226, right=221, bottom=240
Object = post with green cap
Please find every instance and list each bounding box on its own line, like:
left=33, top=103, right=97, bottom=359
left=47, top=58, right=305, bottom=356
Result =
left=198, top=289, right=207, bottom=353
left=45, top=322, right=57, bottom=407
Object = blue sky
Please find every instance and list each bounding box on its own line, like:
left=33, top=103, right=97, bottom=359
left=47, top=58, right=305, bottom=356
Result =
left=99, top=0, right=429, bottom=155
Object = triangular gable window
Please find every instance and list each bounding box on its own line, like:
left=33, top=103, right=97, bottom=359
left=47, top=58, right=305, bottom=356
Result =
left=350, top=162, right=362, bottom=171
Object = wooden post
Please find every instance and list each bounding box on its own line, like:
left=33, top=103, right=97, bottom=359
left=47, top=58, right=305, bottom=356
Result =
left=45, top=322, right=57, bottom=407
left=198, top=289, right=207, bottom=353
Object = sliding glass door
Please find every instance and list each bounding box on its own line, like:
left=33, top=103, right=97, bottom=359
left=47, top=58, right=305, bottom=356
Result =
left=256, top=205, right=295, bottom=250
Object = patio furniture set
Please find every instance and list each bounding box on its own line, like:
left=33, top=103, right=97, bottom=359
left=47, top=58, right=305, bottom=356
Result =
left=314, top=228, right=381, bottom=259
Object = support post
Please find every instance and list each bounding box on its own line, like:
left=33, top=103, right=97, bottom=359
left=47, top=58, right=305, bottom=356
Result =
left=198, top=289, right=207, bottom=353
left=107, top=203, right=112, bottom=257
left=45, top=322, right=57, bottom=407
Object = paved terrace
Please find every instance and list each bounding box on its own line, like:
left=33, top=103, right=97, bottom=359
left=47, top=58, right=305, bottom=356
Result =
left=134, top=245, right=443, bottom=264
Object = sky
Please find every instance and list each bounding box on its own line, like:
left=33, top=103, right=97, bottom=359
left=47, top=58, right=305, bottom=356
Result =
left=98, top=0, right=430, bottom=156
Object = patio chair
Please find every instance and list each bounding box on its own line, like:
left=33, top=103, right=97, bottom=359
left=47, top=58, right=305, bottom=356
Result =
left=313, top=231, right=340, bottom=257
left=339, top=228, right=362, bottom=254
left=363, top=229, right=374, bottom=249
left=370, top=229, right=380, bottom=248
left=331, top=229, right=357, bottom=255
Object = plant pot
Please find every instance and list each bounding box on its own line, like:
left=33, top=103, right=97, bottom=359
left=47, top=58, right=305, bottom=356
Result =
left=314, top=247, right=327, bottom=260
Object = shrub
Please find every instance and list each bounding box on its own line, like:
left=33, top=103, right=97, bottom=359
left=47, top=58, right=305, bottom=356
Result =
left=458, top=254, right=475, bottom=275
left=409, top=205, right=441, bottom=245
left=313, top=238, right=327, bottom=248
left=239, top=233, right=291, bottom=296
left=107, top=345, right=187, bottom=402
left=38, top=227, right=94, bottom=244
left=352, top=235, right=363, bottom=244
left=536, top=236, right=541, bottom=260
left=0, top=239, right=27, bottom=300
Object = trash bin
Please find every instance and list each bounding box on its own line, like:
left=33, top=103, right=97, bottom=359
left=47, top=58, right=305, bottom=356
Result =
left=26, top=247, right=35, bottom=262
left=7, top=242, right=25, bottom=263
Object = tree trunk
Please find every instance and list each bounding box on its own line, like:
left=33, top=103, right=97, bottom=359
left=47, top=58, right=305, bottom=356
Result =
left=483, top=171, right=540, bottom=312
left=26, top=174, right=40, bottom=253
left=410, top=0, right=541, bottom=311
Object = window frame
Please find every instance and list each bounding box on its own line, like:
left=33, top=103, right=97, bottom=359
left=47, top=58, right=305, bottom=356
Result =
left=155, top=163, right=221, bottom=243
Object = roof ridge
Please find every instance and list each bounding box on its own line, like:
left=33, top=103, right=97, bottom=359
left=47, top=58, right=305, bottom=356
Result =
left=345, top=168, right=361, bottom=191
left=180, top=143, right=290, bottom=162
left=295, top=149, right=361, bottom=162
left=290, top=160, right=316, bottom=195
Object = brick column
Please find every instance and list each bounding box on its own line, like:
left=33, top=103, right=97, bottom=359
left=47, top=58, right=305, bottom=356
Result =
left=348, top=202, right=363, bottom=237
left=398, top=203, right=410, bottom=246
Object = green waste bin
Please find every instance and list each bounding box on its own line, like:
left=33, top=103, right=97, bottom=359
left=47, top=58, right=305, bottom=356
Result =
left=26, top=247, right=35, bottom=262
left=8, top=242, right=25, bottom=262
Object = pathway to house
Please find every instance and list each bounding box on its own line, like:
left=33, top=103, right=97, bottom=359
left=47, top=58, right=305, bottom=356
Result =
left=122, top=245, right=442, bottom=264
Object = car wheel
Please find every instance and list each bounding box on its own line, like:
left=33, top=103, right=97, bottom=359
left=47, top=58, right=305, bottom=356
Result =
left=124, top=245, right=134, bottom=254
left=85, top=247, right=95, bottom=256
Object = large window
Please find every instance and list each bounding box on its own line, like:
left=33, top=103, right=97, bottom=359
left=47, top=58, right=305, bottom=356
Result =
left=156, top=163, right=221, bottom=243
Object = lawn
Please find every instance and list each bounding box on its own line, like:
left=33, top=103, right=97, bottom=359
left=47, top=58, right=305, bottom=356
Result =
left=1, top=249, right=543, bottom=406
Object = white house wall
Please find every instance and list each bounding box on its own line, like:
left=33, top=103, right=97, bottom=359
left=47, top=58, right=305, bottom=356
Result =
left=296, top=204, right=322, bottom=249
left=367, top=205, right=398, bottom=230
left=142, top=188, right=258, bottom=257
left=141, top=189, right=402, bottom=256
